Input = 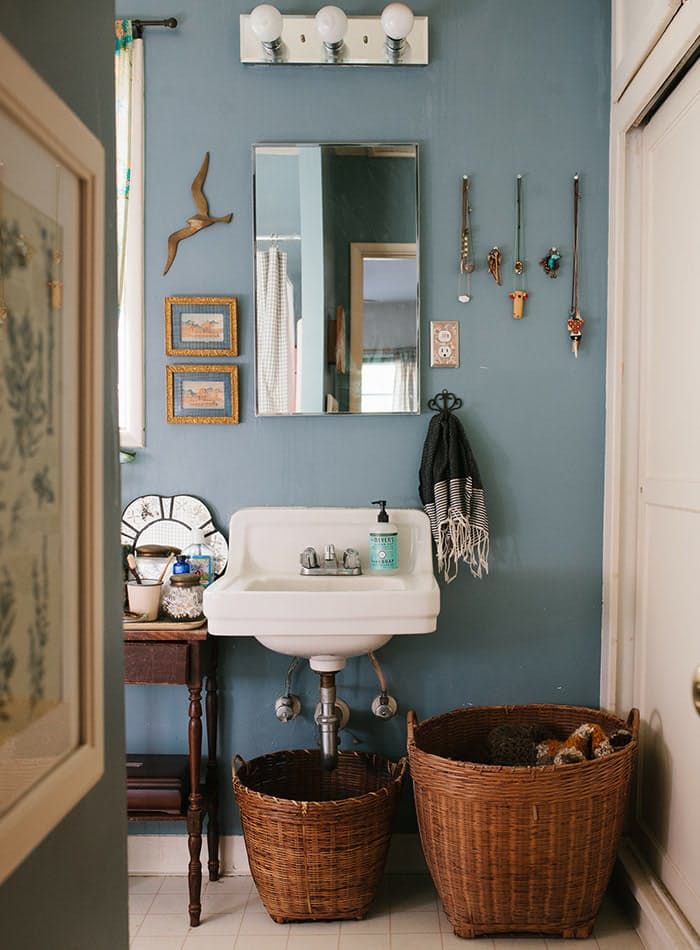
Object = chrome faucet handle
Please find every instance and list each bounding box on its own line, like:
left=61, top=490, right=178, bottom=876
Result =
left=324, top=543, right=337, bottom=564
left=343, top=548, right=361, bottom=570
left=300, top=546, right=319, bottom=569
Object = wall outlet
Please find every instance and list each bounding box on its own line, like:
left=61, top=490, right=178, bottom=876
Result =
left=430, top=321, right=459, bottom=368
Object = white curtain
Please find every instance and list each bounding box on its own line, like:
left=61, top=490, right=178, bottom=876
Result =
left=115, top=20, right=144, bottom=445
left=256, top=247, right=289, bottom=414
left=392, top=348, right=417, bottom=412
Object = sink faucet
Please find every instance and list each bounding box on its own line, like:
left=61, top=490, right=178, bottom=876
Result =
left=299, top=546, right=362, bottom=576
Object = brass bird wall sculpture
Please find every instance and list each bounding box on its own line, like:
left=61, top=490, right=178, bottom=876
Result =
left=163, top=152, right=233, bottom=275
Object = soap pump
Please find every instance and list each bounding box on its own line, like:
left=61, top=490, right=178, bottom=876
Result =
left=369, top=500, right=399, bottom=573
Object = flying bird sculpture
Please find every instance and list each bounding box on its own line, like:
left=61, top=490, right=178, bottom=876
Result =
left=163, top=152, right=233, bottom=275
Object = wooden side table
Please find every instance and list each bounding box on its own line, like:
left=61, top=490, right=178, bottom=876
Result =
left=124, top=622, right=220, bottom=927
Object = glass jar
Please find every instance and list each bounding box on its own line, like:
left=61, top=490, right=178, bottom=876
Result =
left=135, top=544, right=181, bottom=581
left=160, top=573, right=204, bottom=622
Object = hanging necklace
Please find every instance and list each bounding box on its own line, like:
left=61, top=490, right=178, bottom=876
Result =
left=567, top=174, right=585, bottom=357
left=458, top=175, right=474, bottom=303
left=509, top=174, right=528, bottom=318
left=486, top=246, right=502, bottom=285
left=48, top=164, right=63, bottom=311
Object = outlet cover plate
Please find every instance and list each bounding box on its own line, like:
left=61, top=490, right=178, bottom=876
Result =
left=430, top=320, right=459, bottom=368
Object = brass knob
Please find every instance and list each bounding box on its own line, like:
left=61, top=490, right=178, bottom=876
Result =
left=694, top=666, right=700, bottom=716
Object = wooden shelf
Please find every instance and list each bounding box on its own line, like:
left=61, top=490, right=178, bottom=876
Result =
left=127, top=784, right=213, bottom=822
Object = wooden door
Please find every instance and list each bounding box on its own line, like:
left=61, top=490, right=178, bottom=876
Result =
left=634, top=57, right=700, bottom=933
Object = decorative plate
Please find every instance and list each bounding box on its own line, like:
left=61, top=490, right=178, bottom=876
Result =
left=120, top=494, right=228, bottom=575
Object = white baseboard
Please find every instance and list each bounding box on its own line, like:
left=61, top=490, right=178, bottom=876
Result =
left=127, top=832, right=428, bottom=877
left=616, top=839, right=700, bottom=949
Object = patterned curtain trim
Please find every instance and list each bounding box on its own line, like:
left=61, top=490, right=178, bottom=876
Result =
left=115, top=18, right=133, bottom=53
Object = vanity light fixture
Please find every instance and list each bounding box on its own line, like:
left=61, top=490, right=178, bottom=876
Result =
left=240, top=3, right=428, bottom=66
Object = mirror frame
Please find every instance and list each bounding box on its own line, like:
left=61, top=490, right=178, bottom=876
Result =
left=252, top=142, right=420, bottom=417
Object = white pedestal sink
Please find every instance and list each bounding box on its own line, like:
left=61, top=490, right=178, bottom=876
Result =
left=204, top=507, right=440, bottom=671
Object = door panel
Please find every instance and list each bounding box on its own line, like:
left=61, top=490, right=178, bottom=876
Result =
left=636, top=57, right=700, bottom=933
left=613, top=0, right=682, bottom=100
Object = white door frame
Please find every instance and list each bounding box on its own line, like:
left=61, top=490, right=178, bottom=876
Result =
left=602, top=3, right=700, bottom=945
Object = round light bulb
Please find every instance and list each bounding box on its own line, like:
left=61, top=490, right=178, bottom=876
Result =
left=250, top=4, right=283, bottom=44
left=380, top=2, right=414, bottom=40
left=315, top=6, right=348, bottom=45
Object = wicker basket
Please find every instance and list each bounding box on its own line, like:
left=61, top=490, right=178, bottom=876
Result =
left=232, top=748, right=407, bottom=923
left=407, top=704, right=639, bottom=940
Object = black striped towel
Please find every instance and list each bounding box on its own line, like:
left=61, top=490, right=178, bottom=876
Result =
left=419, top=409, right=489, bottom=582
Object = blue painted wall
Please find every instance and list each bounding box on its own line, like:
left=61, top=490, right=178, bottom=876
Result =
left=119, top=0, right=611, bottom=834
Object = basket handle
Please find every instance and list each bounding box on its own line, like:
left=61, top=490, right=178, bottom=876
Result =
left=232, top=753, right=247, bottom=776
left=626, top=708, right=640, bottom=738
left=395, top=755, right=409, bottom=782
left=407, top=709, right=418, bottom=746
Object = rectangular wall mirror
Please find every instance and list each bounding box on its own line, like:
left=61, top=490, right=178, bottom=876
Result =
left=253, top=143, right=419, bottom=415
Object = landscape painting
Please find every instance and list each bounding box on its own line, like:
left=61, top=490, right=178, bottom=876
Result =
left=167, top=364, right=239, bottom=424
left=165, top=295, right=237, bottom=356
left=181, top=377, right=226, bottom=410
left=181, top=311, right=224, bottom=343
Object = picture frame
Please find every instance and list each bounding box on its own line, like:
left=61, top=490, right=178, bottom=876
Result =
left=0, top=35, right=105, bottom=883
left=166, top=364, right=239, bottom=424
left=165, top=295, right=238, bottom=357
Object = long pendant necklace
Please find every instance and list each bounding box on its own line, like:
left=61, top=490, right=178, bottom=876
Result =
left=458, top=175, right=474, bottom=303
left=509, top=174, right=528, bottom=318
left=567, top=174, right=585, bottom=357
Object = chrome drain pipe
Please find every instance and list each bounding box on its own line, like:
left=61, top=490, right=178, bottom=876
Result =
left=318, top=671, right=339, bottom=771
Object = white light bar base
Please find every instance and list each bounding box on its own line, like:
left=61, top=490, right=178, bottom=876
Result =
left=240, top=15, right=429, bottom=66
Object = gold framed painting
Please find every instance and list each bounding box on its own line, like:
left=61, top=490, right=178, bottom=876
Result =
left=0, top=35, right=105, bottom=882
left=166, top=364, right=239, bottom=424
left=164, top=295, right=238, bottom=357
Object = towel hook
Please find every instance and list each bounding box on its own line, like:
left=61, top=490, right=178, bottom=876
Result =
left=427, top=389, right=463, bottom=413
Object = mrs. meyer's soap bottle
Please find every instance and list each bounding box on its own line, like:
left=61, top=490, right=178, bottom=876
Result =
left=368, top=500, right=399, bottom=573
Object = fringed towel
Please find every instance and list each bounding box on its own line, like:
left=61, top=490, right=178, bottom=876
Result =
left=419, top=409, right=489, bottom=582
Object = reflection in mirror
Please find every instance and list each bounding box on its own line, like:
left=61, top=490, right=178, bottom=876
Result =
left=350, top=244, right=417, bottom=412
left=253, top=144, right=419, bottom=415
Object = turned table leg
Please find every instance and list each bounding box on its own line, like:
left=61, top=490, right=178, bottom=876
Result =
left=186, top=647, right=204, bottom=927
left=205, top=640, right=220, bottom=881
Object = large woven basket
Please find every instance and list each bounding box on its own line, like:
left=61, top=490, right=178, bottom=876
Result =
left=407, top=704, right=639, bottom=939
left=232, top=748, right=407, bottom=923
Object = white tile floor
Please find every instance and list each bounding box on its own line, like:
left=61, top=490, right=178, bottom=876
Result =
left=128, top=874, right=644, bottom=949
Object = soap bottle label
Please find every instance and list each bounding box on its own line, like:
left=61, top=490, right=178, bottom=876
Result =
left=369, top=532, right=398, bottom=571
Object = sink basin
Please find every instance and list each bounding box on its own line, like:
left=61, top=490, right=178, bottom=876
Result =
left=204, top=507, right=440, bottom=670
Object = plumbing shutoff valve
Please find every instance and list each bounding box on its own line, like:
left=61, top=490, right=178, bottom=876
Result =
left=275, top=694, right=301, bottom=722
left=372, top=693, right=398, bottom=720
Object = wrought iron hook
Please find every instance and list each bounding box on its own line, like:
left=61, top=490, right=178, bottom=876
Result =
left=427, top=389, right=463, bottom=413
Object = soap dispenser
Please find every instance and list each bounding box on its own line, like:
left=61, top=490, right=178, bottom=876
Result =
left=369, top=500, right=399, bottom=573
left=182, top=528, right=215, bottom=587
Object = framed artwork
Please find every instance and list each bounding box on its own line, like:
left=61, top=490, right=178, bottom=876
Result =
left=164, top=295, right=237, bottom=357
left=0, top=35, right=105, bottom=882
left=167, top=364, right=239, bottom=424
